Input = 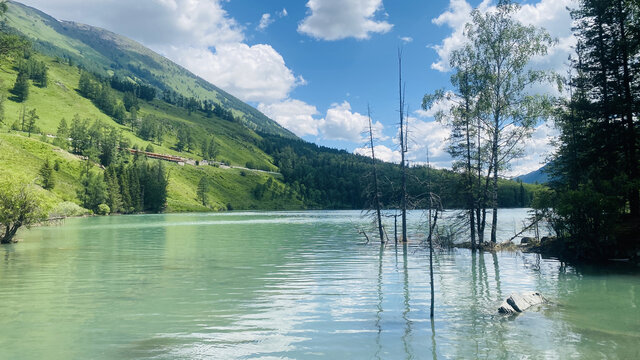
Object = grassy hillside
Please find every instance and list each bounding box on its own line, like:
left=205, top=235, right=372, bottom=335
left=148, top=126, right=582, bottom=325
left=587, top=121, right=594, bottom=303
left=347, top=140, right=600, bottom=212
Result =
left=0, top=50, right=304, bottom=214
left=4, top=0, right=295, bottom=138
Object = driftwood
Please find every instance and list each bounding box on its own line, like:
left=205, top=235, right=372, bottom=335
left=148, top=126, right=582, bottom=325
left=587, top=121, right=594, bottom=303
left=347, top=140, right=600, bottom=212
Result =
left=498, top=291, right=546, bottom=314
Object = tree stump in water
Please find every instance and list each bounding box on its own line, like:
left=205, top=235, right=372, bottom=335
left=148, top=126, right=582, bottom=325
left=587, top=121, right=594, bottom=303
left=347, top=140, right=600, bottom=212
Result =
left=498, top=291, right=545, bottom=314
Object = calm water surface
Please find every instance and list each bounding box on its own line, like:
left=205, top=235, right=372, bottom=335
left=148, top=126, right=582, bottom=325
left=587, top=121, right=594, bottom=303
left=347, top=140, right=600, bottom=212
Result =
left=1, top=210, right=639, bottom=359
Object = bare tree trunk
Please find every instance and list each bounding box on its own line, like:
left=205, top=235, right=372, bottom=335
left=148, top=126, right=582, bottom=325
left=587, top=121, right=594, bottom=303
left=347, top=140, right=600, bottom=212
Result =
left=368, top=106, right=385, bottom=243
left=398, top=49, right=407, bottom=242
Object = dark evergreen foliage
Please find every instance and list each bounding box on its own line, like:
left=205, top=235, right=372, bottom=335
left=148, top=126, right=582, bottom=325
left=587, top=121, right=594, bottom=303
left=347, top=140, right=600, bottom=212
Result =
left=546, top=0, right=640, bottom=260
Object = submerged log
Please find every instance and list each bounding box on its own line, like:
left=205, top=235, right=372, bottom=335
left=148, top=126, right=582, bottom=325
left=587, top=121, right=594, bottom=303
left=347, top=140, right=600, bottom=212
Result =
left=498, top=291, right=545, bottom=314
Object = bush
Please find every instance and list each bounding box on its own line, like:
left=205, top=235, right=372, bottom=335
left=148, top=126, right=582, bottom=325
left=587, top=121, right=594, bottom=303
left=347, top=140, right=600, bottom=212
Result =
left=97, top=203, right=110, bottom=215
left=49, top=201, right=89, bottom=218
left=0, top=182, right=45, bottom=244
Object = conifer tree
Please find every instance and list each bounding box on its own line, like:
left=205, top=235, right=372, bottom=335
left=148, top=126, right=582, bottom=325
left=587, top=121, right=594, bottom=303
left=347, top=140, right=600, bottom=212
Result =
left=11, top=71, right=29, bottom=102
left=39, top=158, right=55, bottom=190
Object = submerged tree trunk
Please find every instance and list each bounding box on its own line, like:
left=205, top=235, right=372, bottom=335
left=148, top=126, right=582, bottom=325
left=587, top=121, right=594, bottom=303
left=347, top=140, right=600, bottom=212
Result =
left=398, top=49, right=407, bottom=242
left=368, top=107, right=385, bottom=243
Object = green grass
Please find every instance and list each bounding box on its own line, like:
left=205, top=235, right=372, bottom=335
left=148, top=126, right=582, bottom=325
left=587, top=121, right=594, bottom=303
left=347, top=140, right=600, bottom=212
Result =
left=0, top=132, right=90, bottom=212
left=0, top=53, right=303, bottom=215
left=4, top=1, right=295, bottom=138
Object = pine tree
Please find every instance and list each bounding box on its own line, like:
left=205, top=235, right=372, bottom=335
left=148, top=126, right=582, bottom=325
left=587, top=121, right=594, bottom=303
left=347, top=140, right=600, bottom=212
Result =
left=11, top=71, right=29, bottom=102
left=54, top=118, right=69, bottom=149
left=26, top=108, right=38, bottom=137
left=39, top=158, right=55, bottom=190
left=197, top=176, right=209, bottom=206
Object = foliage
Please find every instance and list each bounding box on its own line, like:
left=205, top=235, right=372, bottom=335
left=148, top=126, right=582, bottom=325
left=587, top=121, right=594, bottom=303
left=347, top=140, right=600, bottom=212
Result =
left=0, top=182, right=45, bottom=244
left=425, top=0, right=556, bottom=243
left=38, top=158, right=55, bottom=190
left=546, top=0, right=640, bottom=260
left=197, top=175, right=209, bottom=206
left=10, top=71, right=29, bottom=102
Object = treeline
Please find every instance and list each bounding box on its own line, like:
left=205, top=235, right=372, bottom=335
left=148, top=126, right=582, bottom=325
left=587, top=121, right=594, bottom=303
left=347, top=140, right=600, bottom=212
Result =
left=78, top=72, right=127, bottom=124
left=543, top=0, right=640, bottom=260
left=260, top=134, right=539, bottom=209
left=162, top=89, right=238, bottom=121
left=9, top=50, right=48, bottom=102
left=77, top=72, right=221, bottom=159
left=110, top=75, right=155, bottom=101
left=54, top=116, right=168, bottom=214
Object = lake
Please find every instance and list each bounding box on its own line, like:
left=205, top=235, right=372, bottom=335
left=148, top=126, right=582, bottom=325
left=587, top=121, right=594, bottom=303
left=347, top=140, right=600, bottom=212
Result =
left=1, top=210, right=639, bottom=359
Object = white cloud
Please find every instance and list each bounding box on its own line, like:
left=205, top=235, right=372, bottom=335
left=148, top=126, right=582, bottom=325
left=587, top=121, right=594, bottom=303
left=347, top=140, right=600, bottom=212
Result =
left=298, top=0, right=393, bottom=41
left=258, top=13, right=273, bottom=30
left=21, top=0, right=244, bottom=48
left=354, top=145, right=401, bottom=163
left=431, top=0, right=490, bottom=72
left=164, top=43, right=303, bottom=103
left=318, top=101, right=385, bottom=142
left=509, top=122, right=558, bottom=177
left=431, top=0, right=575, bottom=73
left=400, top=36, right=413, bottom=43
left=405, top=117, right=452, bottom=168
left=279, top=8, right=288, bottom=17
left=20, top=0, right=304, bottom=104
left=258, top=99, right=321, bottom=137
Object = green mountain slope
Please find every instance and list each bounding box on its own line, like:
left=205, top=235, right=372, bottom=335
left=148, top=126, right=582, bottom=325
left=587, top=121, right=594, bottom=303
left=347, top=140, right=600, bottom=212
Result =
left=3, top=0, right=295, bottom=138
left=0, top=10, right=305, bottom=213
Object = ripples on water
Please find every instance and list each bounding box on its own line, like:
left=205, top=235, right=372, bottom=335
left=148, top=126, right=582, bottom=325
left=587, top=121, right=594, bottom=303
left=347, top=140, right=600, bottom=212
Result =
left=0, top=210, right=639, bottom=359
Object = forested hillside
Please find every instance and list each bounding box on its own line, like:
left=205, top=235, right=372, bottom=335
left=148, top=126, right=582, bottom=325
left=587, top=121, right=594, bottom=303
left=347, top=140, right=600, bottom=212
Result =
left=0, top=0, right=543, bottom=221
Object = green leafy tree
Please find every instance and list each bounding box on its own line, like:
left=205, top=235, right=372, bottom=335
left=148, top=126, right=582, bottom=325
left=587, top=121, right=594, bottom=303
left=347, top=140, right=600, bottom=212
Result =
left=104, top=166, right=122, bottom=214
left=38, top=158, right=55, bottom=190
left=113, top=101, right=126, bottom=124
left=26, top=108, right=38, bottom=137
left=123, top=91, right=138, bottom=112
left=0, top=92, right=6, bottom=125
left=546, top=0, right=640, bottom=260
left=0, top=182, right=45, bottom=244
left=197, top=176, right=209, bottom=206
left=463, top=0, right=556, bottom=243
left=11, top=71, right=29, bottom=102
left=78, top=169, right=107, bottom=213
left=54, top=118, right=69, bottom=149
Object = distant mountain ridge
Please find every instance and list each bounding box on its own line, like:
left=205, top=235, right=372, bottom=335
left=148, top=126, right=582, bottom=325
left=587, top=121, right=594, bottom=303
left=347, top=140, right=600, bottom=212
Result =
left=4, top=0, right=296, bottom=138
left=515, top=164, right=550, bottom=184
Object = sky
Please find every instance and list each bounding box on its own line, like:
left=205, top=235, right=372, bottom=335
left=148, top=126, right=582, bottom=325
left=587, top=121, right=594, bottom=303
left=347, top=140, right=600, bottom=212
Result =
left=18, top=0, right=577, bottom=176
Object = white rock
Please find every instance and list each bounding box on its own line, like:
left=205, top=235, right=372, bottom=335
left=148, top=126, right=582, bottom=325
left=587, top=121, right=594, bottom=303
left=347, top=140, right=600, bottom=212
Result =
left=498, top=291, right=545, bottom=314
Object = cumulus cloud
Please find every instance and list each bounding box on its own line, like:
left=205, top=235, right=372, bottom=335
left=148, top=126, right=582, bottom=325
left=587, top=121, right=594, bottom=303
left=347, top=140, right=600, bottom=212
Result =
left=258, top=99, right=321, bottom=137
left=354, top=145, right=402, bottom=163
left=20, top=0, right=303, bottom=104
left=431, top=0, right=575, bottom=73
left=400, top=36, right=413, bottom=43
left=258, top=13, right=274, bottom=30
left=508, top=122, right=558, bottom=177
left=21, top=0, right=243, bottom=48
left=164, top=43, right=303, bottom=103
left=405, top=117, right=452, bottom=168
left=318, top=101, right=385, bottom=142
left=298, top=0, right=393, bottom=41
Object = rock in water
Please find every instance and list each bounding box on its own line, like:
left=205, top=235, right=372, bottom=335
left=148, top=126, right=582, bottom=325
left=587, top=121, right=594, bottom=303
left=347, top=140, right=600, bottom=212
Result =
left=498, top=291, right=545, bottom=314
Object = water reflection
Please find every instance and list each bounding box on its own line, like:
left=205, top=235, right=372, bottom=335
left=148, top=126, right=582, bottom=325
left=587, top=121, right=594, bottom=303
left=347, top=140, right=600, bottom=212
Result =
left=1, top=211, right=639, bottom=359
left=401, top=243, right=413, bottom=359
left=375, top=243, right=384, bottom=360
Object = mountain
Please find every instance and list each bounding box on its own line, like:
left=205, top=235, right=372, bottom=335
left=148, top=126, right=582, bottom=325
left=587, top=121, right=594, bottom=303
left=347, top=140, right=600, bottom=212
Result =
left=0, top=1, right=545, bottom=215
left=515, top=164, right=550, bottom=184
left=3, top=0, right=295, bottom=138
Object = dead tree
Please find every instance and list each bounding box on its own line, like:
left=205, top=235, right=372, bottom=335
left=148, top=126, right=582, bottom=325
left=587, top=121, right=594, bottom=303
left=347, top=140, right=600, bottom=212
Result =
left=398, top=49, right=408, bottom=242
left=367, top=106, right=385, bottom=243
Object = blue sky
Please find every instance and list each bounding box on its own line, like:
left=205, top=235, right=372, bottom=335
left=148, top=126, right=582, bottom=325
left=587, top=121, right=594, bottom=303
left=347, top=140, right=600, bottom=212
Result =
left=19, top=0, right=576, bottom=175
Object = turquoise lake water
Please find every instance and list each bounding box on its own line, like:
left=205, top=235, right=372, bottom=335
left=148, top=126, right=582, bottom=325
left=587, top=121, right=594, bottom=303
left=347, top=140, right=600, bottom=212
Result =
left=1, top=210, right=638, bottom=359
